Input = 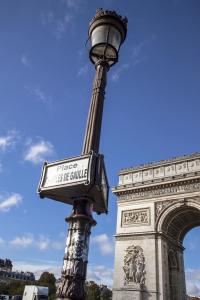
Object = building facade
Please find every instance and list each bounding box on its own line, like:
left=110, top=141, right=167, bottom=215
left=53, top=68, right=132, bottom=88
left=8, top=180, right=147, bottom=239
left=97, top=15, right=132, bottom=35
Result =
left=0, top=259, right=12, bottom=273
left=112, top=153, right=200, bottom=300
left=0, top=259, right=35, bottom=282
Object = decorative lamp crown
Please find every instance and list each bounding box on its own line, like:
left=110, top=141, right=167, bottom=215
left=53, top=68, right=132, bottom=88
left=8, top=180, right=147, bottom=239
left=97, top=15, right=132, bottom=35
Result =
left=88, top=8, right=128, bottom=66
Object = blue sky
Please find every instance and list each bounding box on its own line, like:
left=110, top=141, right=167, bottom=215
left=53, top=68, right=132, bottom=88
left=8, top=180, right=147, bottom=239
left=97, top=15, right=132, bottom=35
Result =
left=0, top=0, right=200, bottom=296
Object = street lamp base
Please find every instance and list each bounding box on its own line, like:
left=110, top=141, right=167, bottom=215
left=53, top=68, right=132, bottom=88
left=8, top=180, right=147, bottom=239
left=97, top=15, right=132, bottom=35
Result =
left=57, top=199, right=96, bottom=300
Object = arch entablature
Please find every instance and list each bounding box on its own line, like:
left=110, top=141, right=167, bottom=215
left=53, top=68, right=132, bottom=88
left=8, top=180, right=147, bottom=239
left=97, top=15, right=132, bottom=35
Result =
left=156, top=198, right=200, bottom=243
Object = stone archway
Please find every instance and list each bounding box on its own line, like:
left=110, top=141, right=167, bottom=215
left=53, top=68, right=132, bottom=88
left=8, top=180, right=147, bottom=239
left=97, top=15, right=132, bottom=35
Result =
left=112, top=153, right=200, bottom=300
left=156, top=200, right=200, bottom=300
left=168, top=248, right=179, bottom=300
left=157, top=199, right=200, bottom=243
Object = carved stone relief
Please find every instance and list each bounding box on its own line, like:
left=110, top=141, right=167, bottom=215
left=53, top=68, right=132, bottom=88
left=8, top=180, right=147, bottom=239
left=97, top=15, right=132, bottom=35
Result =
left=119, top=157, right=200, bottom=185
left=122, top=208, right=150, bottom=227
left=119, top=181, right=200, bottom=201
left=123, top=245, right=146, bottom=286
left=155, top=199, right=178, bottom=220
left=114, top=154, right=200, bottom=300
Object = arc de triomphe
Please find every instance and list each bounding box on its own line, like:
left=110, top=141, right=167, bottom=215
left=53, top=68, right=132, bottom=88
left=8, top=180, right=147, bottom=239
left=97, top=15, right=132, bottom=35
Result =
left=112, top=153, right=200, bottom=300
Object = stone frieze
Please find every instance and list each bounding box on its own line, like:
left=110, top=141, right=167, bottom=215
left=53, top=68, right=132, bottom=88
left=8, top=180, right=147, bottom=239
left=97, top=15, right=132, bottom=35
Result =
left=121, top=208, right=150, bottom=227
left=118, top=181, right=200, bottom=201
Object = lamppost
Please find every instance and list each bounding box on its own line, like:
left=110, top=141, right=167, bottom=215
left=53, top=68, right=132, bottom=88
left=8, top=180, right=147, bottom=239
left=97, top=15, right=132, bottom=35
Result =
left=38, top=8, right=127, bottom=300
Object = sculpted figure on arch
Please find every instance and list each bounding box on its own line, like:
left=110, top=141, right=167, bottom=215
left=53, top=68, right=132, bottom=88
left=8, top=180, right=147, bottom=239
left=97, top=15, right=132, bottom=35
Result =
left=123, top=245, right=146, bottom=286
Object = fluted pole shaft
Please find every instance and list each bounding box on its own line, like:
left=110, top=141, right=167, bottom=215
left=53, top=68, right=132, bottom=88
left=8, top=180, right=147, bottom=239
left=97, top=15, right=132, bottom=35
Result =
left=82, top=61, right=108, bottom=155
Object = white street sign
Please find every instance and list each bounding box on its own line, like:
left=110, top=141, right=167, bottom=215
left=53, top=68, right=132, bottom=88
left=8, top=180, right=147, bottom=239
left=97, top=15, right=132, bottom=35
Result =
left=38, top=153, right=109, bottom=214
left=43, top=157, right=90, bottom=188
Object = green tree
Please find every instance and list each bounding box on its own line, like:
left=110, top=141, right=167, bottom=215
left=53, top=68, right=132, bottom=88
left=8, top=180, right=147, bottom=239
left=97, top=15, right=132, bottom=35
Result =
left=9, top=280, right=26, bottom=296
left=37, top=271, right=56, bottom=299
left=0, top=282, right=9, bottom=295
left=99, top=285, right=112, bottom=300
left=85, top=281, right=100, bottom=300
left=0, top=280, right=26, bottom=297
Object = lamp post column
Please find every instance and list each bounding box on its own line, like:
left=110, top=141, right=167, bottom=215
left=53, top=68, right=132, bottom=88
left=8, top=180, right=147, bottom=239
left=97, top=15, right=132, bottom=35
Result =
left=57, top=60, right=109, bottom=300
left=82, top=60, right=108, bottom=155
left=57, top=9, right=127, bottom=300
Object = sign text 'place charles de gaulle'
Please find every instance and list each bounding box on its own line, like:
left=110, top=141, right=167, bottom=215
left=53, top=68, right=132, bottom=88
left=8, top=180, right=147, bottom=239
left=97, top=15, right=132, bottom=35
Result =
left=38, top=153, right=109, bottom=214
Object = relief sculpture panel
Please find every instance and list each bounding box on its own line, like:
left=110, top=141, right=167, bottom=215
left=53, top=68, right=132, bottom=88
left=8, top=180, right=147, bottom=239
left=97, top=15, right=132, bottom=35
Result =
left=123, top=245, right=146, bottom=286
left=122, top=208, right=150, bottom=227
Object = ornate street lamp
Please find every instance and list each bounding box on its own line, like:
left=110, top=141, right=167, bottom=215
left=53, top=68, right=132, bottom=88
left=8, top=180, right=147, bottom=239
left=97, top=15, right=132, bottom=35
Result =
left=83, top=9, right=127, bottom=156
left=38, top=8, right=127, bottom=300
left=89, top=8, right=127, bottom=68
left=58, top=8, right=127, bottom=300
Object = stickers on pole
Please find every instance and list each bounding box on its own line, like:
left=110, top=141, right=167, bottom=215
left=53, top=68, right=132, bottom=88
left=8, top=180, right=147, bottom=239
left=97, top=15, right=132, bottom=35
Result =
left=38, top=153, right=109, bottom=214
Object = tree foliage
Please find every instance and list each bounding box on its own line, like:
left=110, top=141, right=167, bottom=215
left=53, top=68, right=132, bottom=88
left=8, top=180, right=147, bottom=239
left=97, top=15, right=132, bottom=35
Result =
left=85, top=281, right=100, bottom=300
left=0, top=280, right=27, bottom=296
left=0, top=282, right=9, bottom=295
left=85, top=281, right=112, bottom=300
left=37, top=271, right=56, bottom=299
left=0, top=275, right=112, bottom=300
left=0, top=271, right=56, bottom=299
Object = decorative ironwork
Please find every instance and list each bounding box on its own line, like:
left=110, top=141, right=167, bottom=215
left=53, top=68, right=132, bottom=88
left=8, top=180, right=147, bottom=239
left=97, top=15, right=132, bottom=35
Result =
left=90, top=8, right=128, bottom=28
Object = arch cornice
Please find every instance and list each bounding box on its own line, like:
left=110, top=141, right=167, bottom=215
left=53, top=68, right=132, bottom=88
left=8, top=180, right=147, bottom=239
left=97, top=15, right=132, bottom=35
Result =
left=113, top=178, right=200, bottom=203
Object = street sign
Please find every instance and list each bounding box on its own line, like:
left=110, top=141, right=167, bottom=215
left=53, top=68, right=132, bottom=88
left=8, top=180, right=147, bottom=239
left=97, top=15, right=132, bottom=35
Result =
left=42, top=156, right=90, bottom=188
left=38, top=153, right=109, bottom=214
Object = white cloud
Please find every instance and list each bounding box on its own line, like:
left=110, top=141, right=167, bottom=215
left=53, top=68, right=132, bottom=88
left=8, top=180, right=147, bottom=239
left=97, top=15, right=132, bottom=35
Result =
left=25, top=86, right=53, bottom=107
left=21, top=54, right=31, bottom=68
left=186, top=268, right=200, bottom=296
left=0, top=237, right=5, bottom=247
left=132, top=35, right=156, bottom=59
left=188, top=241, right=196, bottom=251
left=9, top=233, right=64, bottom=252
left=41, top=0, right=83, bottom=39
left=10, top=235, right=34, bottom=248
left=24, top=140, right=54, bottom=164
left=13, top=260, right=61, bottom=279
left=13, top=260, right=113, bottom=285
left=111, top=35, right=156, bottom=82
left=187, top=280, right=200, bottom=296
left=0, top=193, right=22, bottom=212
left=41, top=10, right=73, bottom=39
left=0, top=130, right=19, bottom=151
left=36, top=236, right=50, bottom=251
left=34, top=88, right=52, bottom=106
left=91, top=234, right=114, bottom=255
left=52, top=241, right=64, bottom=250
left=111, top=63, right=130, bottom=82
left=186, top=268, right=200, bottom=281
left=77, top=64, right=89, bottom=77
left=87, top=265, right=113, bottom=287
left=61, top=0, right=82, bottom=12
